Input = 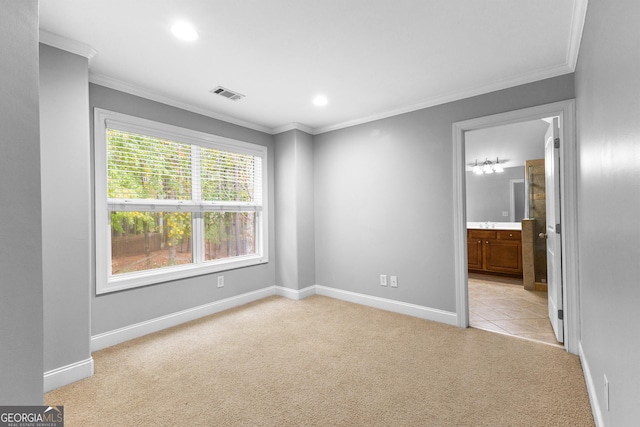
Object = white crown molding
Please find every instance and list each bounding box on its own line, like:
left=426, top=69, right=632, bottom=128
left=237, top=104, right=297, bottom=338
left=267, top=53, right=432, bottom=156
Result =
left=272, top=122, right=315, bottom=135
left=90, top=63, right=573, bottom=137
left=312, top=64, right=574, bottom=135
left=89, top=72, right=274, bottom=135
left=39, top=29, right=97, bottom=60
left=91, top=62, right=572, bottom=138
left=566, top=0, right=589, bottom=69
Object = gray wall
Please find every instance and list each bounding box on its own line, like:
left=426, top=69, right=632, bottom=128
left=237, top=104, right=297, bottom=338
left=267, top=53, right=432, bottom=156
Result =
left=466, top=166, right=525, bottom=222
left=275, top=130, right=316, bottom=290
left=313, top=74, right=574, bottom=313
left=89, top=84, right=276, bottom=335
left=0, top=0, right=44, bottom=404
left=574, top=0, right=640, bottom=424
left=39, top=44, right=92, bottom=376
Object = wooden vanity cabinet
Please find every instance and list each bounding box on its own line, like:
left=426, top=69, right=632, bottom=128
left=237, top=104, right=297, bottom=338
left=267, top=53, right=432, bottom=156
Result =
left=467, top=238, right=483, bottom=270
left=467, top=229, right=523, bottom=276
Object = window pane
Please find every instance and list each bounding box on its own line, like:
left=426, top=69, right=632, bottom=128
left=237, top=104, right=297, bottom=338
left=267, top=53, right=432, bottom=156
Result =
left=200, top=148, right=260, bottom=203
left=111, top=211, right=192, bottom=275
left=107, top=129, right=192, bottom=200
left=204, top=212, right=256, bottom=261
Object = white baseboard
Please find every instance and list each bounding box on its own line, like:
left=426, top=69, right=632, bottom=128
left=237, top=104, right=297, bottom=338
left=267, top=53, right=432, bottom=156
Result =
left=275, top=285, right=316, bottom=300
left=579, top=341, right=604, bottom=427
left=91, top=287, right=276, bottom=352
left=91, top=283, right=457, bottom=355
left=44, top=357, right=94, bottom=393
left=315, top=285, right=458, bottom=326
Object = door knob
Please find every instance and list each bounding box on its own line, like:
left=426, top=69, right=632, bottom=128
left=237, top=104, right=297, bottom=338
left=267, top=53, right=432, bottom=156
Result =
left=538, top=232, right=547, bottom=239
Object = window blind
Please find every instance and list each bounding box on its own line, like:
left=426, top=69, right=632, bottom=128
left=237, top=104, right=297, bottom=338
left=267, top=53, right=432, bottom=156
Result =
left=198, top=147, right=262, bottom=204
left=107, top=129, right=192, bottom=200
left=106, top=128, right=262, bottom=210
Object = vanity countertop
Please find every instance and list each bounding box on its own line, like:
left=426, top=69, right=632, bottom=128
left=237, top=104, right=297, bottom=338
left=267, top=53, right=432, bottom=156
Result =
left=467, top=221, right=522, bottom=231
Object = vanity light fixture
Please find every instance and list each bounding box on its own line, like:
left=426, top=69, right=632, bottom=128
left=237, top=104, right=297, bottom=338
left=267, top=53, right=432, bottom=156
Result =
left=472, top=160, right=482, bottom=174
left=482, top=158, right=494, bottom=174
left=473, top=157, right=504, bottom=174
left=493, top=157, right=504, bottom=173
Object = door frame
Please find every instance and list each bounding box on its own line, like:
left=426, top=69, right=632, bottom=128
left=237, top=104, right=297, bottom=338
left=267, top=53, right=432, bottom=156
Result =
left=452, top=99, right=580, bottom=354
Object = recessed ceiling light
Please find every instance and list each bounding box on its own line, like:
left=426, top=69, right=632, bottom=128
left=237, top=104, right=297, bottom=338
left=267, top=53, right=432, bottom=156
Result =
left=171, top=22, right=198, bottom=41
left=313, top=95, right=328, bottom=107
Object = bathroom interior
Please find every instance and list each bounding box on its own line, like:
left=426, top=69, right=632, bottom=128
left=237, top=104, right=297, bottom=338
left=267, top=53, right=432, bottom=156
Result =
left=465, top=118, right=561, bottom=346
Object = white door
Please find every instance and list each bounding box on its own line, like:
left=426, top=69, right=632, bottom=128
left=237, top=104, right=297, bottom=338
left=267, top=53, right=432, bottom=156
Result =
left=545, top=118, right=563, bottom=342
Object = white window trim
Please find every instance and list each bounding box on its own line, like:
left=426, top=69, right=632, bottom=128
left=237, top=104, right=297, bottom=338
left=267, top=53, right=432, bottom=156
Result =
left=94, top=108, right=269, bottom=294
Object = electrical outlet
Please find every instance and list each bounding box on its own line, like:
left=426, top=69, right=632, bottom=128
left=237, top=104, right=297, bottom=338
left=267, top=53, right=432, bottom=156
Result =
left=502, top=211, right=509, bottom=217
left=217, top=276, right=224, bottom=288
left=604, top=375, right=609, bottom=411
left=380, top=274, right=388, bottom=286
left=390, top=276, right=398, bottom=288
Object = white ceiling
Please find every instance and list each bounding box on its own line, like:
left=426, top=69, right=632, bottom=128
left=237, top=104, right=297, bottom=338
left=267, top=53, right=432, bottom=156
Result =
left=38, top=0, right=587, bottom=135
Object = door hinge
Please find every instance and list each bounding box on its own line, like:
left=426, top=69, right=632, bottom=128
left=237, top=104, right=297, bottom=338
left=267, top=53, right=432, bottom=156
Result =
left=556, top=223, right=561, bottom=234
left=558, top=309, right=564, bottom=320
left=554, top=137, right=560, bottom=148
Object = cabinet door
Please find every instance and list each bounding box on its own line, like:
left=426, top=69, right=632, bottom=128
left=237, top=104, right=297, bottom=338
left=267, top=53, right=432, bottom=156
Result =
left=485, top=240, right=522, bottom=274
left=467, top=238, right=483, bottom=270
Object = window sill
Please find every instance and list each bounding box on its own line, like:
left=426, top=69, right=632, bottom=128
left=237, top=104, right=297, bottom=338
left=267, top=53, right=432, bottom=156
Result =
left=97, top=255, right=268, bottom=295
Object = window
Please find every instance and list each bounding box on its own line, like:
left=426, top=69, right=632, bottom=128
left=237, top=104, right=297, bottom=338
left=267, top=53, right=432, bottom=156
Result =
left=95, top=109, right=268, bottom=294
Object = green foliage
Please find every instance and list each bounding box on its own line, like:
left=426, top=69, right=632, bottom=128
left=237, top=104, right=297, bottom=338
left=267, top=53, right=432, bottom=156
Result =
left=200, top=147, right=257, bottom=202
left=165, top=212, right=191, bottom=247
left=204, top=212, right=225, bottom=245
left=110, top=211, right=157, bottom=234
left=107, top=129, right=258, bottom=269
left=107, top=129, right=192, bottom=200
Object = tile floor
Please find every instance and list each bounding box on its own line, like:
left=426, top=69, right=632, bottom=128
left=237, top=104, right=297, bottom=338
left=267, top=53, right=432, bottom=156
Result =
left=468, top=273, right=563, bottom=347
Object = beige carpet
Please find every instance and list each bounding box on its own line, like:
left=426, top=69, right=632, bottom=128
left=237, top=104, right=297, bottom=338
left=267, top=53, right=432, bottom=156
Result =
left=46, top=295, right=594, bottom=426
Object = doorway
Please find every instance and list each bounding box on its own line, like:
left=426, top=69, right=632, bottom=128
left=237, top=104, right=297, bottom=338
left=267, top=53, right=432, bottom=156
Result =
left=464, top=118, right=558, bottom=345
left=452, top=100, right=580, bottom=354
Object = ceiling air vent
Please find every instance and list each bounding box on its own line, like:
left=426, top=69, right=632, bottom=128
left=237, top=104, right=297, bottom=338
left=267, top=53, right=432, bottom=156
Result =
left=210, top=86, right=245, bottom=101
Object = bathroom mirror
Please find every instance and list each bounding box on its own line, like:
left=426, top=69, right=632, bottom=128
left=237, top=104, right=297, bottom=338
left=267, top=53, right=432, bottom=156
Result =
left=465, top=166, right=525, bottom=222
